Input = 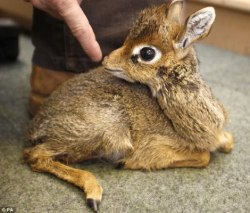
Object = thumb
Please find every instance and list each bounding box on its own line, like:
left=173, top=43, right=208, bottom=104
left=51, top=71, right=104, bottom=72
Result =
left=59, top=1, right=102, bottom=62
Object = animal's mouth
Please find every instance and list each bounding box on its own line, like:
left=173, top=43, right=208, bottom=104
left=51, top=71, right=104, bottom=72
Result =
left=104, top=67, right=135, bottom=83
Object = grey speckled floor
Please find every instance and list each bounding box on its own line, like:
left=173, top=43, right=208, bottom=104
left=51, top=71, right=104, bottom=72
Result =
left=0, top=35, right=250, bottom=213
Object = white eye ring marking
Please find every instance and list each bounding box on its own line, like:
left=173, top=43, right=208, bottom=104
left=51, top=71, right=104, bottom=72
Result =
left=132, top=45, right=162, bottom=64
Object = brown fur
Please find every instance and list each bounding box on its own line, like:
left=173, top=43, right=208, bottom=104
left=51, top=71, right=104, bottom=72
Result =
left=24, top=1, right=233, bottom=211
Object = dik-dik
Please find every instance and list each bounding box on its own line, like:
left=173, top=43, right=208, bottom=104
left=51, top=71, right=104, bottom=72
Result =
left=24, top=0, right=233, bottom=211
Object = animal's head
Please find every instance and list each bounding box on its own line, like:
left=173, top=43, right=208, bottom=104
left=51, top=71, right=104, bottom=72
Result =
left=103, top=0, right=215, bottom=88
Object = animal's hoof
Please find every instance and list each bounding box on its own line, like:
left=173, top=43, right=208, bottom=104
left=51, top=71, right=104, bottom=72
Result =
left=115, top=162, right=125, bottom=169
left=87, top=198, right=101, bottom=212
left=218, top=132, right=234, bottom=153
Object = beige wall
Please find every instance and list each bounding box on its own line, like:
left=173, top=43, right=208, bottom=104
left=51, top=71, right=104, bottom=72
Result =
left=186, top=0, right=250, bottom=55
left=191, top=0, right=250, bottom=12
left=0, top=0, right=250, bottom=55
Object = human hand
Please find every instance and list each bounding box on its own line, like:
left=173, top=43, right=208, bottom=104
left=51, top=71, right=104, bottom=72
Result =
left=30, top=0, right=102, bottom=62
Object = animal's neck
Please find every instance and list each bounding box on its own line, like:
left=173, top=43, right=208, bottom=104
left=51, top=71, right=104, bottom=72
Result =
left=150, top=53, right=201, bottom=99
left=152, top=59, right=226, bottom=148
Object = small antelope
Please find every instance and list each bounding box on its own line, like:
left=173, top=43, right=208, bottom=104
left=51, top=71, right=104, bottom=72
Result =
left=23, top=0, right=233, bottom=211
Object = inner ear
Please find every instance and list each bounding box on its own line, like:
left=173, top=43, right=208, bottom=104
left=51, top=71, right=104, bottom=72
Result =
left=174, top=7, right=216, bottom=50
left=167, top=0, right=184, bottom=25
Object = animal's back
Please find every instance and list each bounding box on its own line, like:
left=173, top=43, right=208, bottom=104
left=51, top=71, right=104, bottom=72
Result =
left=28, top=67, right=173, bottom=153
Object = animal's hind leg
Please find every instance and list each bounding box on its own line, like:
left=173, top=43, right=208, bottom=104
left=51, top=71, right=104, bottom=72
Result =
left=23, top=144, right=103, bottom=212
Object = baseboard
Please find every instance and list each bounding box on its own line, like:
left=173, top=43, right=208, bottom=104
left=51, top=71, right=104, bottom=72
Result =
left=0, top=1, right=32, bottom=29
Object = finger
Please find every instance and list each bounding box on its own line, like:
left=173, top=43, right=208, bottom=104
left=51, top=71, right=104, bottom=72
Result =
left=30, top=0, right=62, bottom=19
left=59, top=2, right=102, bottom=62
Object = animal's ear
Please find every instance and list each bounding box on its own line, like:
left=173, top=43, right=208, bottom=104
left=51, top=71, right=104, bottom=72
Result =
left=167, top=0, right=184, bottom=24
left=174, top=7, right=216, bottom=50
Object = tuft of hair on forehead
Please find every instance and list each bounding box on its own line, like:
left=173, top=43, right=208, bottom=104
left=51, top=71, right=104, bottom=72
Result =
left=126, top=3, right=182, bottom=49
left=128, top=5, right=166, bottom=40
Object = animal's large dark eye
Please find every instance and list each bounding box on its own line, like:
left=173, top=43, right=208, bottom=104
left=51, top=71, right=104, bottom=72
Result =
left=140, top=47, right=156, bottom=61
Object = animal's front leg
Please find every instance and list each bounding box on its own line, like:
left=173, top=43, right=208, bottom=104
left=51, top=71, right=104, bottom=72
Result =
left=117, top=136, right=211, bottom=170
left=217, top=131, right=234, bottom=153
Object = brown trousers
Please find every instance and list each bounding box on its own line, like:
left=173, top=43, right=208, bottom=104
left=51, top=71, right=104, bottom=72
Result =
left=32, top=0, right=163, bottom=73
